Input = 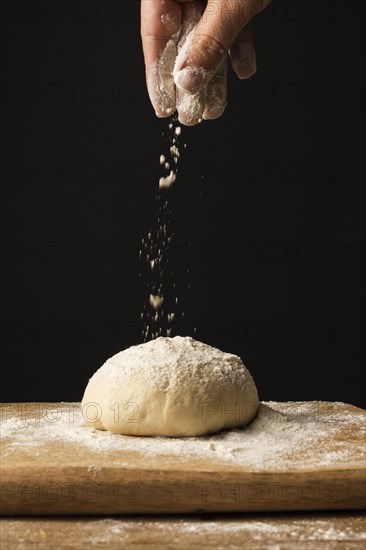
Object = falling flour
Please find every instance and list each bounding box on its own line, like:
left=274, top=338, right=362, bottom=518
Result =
left=143, top=19, right=217, bottom=338
left=159, top=170, right=177, bottom=189
left=139, top=116, right=186, bottom=342
left=149, top=294, right=164, bottom=310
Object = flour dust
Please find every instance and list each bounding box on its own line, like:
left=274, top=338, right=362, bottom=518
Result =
left=140, top=118, right=189, bottom=342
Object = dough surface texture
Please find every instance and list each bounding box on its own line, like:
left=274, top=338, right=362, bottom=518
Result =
left=81, top=336, right=259, bottom=437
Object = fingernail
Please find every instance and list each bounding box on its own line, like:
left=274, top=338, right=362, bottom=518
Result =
left=174, top=65, right=208, bottom=95
left=235, top=43, right=257, bottom=79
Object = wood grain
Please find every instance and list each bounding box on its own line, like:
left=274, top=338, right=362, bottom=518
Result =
left=1, top=513, right=365, bottom=550
left=1, top=402, right=365, bottom=515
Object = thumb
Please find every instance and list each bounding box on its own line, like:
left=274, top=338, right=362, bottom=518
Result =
left=174, top=0, right=263, bottom=94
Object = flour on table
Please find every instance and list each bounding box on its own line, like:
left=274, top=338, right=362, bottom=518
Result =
left=2, top=516, right=364, bottom=547
left=2, top=401, right=364, bottom=471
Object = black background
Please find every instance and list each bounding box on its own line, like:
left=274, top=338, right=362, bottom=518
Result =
left=0, top=1, right=365, bottom=407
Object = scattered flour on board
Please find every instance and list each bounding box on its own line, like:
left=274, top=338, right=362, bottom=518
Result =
left=3, top=516, right=365, bottom=546
left=1, top=401, right=364, bottom=471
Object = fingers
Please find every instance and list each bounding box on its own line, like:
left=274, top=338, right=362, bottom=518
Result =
left=173, top=0, right=271, bottom=95
left=175, top=1, right=206, bottom=125
left=176, top=58, right=228, bottom=125
left=203, top=56, right=228, bottom=120
left=173, top=0, right=252, bottom=94
left=141, top=0, right=182, bottom=117
left=176, top=87, right=206, bottom=126
left=230, top=24, right=257, bottom=80
left=142, top=0, right=270, bottom=123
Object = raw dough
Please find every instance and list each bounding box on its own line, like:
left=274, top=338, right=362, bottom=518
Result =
left=81, top=336, right=259, bottom=437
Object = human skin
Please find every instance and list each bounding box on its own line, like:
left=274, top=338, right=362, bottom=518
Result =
left=141, top=0, right=272, bottom=125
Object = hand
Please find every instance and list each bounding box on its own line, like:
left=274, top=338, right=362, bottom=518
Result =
left=141, top=0, right=272, bottom=126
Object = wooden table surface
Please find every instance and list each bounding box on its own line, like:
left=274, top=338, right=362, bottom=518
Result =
left=1, top=512, right=365, bottom=549
left=1, top=402, right=365, bottom=515
left=1, top=401, right=365, bottom=548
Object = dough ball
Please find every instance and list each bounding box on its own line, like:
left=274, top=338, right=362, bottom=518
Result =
left=81, top=336, right=259, bottom=437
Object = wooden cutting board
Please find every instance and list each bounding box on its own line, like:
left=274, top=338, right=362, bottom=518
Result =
left=0, top=401, right=365, bottom=515
left=2, top=514, right=366, bottom=550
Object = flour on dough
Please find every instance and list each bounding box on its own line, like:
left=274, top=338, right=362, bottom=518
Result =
left=81, top=337, right=259, bottom=437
